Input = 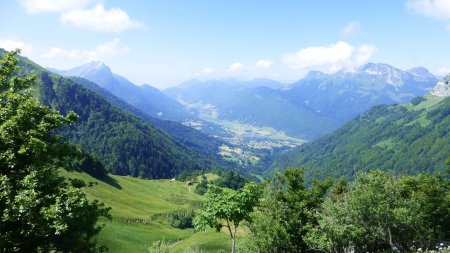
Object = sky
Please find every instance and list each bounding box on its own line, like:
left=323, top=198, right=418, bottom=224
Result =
left=1, top=0, right=450, bottom=89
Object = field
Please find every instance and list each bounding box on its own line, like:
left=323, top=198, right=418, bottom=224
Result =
left=60, top=170, right=235, bottom=253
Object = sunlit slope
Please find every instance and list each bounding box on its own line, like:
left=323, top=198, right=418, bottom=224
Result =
left=61, top=171, right=231, bottom=253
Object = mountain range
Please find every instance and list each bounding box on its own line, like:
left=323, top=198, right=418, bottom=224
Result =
left=165, top=64, right=437, bottom=140
left=166, top=79, right=338, bottom=140
left=282, top=63, right=438, bottom=123
left=39, top=56, right=449, bottom=180
left=49, top=62, right=193, bottom=122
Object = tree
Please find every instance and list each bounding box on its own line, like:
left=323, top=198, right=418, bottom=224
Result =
left=194, top=182, right=261, bottom=253
left=215, top=170, right=249, bottom=190
left=0, top=50, right=110, bottom=252
left=308, top=170, right=450, bottom=252
left=248, top=168, right=331, bottom=252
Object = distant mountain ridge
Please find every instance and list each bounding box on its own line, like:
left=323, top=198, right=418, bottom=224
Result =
left=49, top=62, right=193, bottom=122
left=166, top=63, right=437, bottom=140
left=165, top=79, right=338, bottom=140
left=283, top=62, right=438, bottom=123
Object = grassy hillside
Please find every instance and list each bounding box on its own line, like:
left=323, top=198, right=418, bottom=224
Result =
left=61, top=170, right=233, bottom=253
left=272, top=94, right=450, bottom=180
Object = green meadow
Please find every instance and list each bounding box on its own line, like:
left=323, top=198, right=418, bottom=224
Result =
left=61, top=170, right=232, bottom=253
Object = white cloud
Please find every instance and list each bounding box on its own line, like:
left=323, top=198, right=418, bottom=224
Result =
left=19, top=1, right=143, bottom=33
left=281, top=41, right=377, bottom=71
left=201, top=67, right=214, bottom=75
left=0, top=38, right=33, bottom=56
left=42, top=39, right=130, bottom=61
left=406, top=0, right=450, bottom=19
left=341, top=21, right=361, bottom=36
left=227, top=62, right=246, bottom=72
left=435, top=67, right=450, bottom=76
left=60, top=4, right=143, bottom=32
left=19, top=0, right=95, bottom=14
left=255, top=60, right=273, bottom=69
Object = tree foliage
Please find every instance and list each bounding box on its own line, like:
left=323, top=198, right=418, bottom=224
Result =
left=248, top=168, right=331, bottom=252
left=307, top=170, right=450, bottom=252
left=0, top=50, right=110, bottom=252
left=194, top=182, right=261, bottom=253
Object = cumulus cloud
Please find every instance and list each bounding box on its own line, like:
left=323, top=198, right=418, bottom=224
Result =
left=255, top=60, right=273, bottom=69
left=406, top=0, right=450, bottom=19
left=19, top=0, right=94, bottom=14
left=227, top=62, right=246, bottom=72
left=341, top=21, right=361, bottom=36
left=60, top=4, right=144, bottom=32
left=281, top=41, right=377, bottom=71
left=42, top=39, right=130, bottom=60
left=19, top=0, right=143, bottom=33
left=0, top=38, right=33, bottom=56
left=355, top=44, right=378, bottom=64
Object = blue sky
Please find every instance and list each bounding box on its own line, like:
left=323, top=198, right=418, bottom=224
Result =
left=1, top=0, right=450, bottom=89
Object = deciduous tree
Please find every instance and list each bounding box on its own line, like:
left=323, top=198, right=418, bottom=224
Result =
left=194, top=182, right=261, bottom=253
left=0, top=50, right=110, bottom=252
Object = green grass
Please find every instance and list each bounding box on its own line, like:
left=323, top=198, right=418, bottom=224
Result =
left=403, top=95, right=446, bottom=128
left=60, top=170, right=232, bottom=253
left=196, top=173, right=220, bottom=182
left=373, top=139, right=395, bottom=150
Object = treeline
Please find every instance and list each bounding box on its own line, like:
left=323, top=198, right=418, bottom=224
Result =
left=196, top=167, right=450, bottom=253
left=272, top=94, right=450, bottom=180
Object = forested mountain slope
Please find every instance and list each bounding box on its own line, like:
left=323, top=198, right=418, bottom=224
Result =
left=69, top=76, right=228, bottom=168
left=272, top=80, right=450, bottom=180
left=7, top=50, right=225, bottom=178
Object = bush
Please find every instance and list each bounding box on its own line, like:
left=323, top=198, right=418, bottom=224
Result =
left=169, top=211, right=194, bottom=229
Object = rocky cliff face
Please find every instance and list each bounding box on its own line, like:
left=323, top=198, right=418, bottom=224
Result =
left=431, top=75, right=450, bottom=97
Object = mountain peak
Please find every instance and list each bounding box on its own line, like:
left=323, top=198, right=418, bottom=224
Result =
left=406, top=67, right=435, bottom=81
left=305, top=70, right=327, bottom=79
left=358, top=63, right=409, bottom=87
left=55, top=61, right=112, bottom=78
left=358, top=63, right=397, bottom=74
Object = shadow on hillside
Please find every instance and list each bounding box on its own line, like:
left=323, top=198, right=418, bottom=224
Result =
left=97, top=174, right=122, bottom=189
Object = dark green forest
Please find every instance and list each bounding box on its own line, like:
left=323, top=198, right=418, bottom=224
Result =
left=2, top=50, right=228, bottom=179
left=68, top=76, right=230, bottom=170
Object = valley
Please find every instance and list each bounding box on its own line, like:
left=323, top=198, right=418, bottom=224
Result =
left=180, top=101, right=305, bottom=166
left=2, top=1, right=450, bottom=251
